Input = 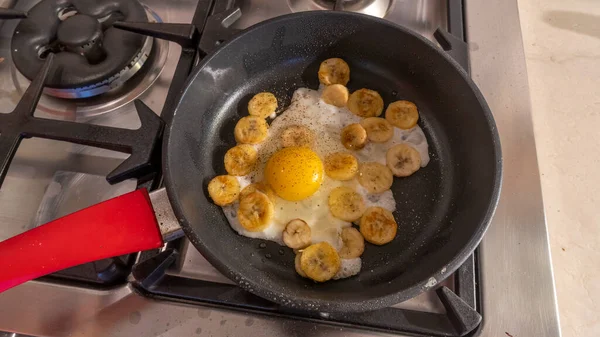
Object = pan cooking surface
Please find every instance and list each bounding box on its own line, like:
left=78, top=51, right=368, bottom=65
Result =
left=164, top=11, right=501, bottom=311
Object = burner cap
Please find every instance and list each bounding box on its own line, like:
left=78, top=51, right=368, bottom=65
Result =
left=57, top=14, right=106, bottom=64
left=289, top=0, right=390, bottom=18
left=12, top=0, right=148, bottom=90
left=57, top=14, right=101, bottom=47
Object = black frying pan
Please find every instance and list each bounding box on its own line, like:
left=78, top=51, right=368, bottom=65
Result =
left=0, top=11, right=501, bottom=312
left=164, top=11, right=501, bottom=312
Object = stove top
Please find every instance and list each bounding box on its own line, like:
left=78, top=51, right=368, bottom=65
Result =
left=0, top=1, right=561, bottom=337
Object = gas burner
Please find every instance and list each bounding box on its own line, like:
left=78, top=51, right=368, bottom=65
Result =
left=288, top=0, right=391, bottom=18
left=11, top=0, right=153, bottom=98
left=9, top=5, right=168, bottom=117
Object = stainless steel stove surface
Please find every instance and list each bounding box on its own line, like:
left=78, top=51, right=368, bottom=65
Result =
left=0, top=1, right=561, bottom=337
left=233, top=0, right=447, bottom=40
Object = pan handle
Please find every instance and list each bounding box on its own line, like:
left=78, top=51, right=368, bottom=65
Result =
left=433, top=0, right=470, bottom=73
left=0, top=189, right=163, bottom=293
left=433, top=28, right=470, bottom=73
left=149, top=187, right=184, bottom=241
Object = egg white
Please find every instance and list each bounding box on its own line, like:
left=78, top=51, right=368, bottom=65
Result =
left=222, top=88, right=430, bottom=279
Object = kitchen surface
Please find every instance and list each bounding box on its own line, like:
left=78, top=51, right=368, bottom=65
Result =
left=0, top=0, right=595, bottom=336
left=518, top=0, right=600, bottom=336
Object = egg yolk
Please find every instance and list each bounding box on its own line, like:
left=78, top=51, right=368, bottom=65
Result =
left=265, top=147, right=324, bottom=201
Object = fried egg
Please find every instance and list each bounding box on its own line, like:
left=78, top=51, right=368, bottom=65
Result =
left=220, top=87, right=430, bottom=279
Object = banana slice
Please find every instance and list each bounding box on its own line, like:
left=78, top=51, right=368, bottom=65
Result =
left=347, top=89, right=384, bottom=117
left=328, top=186, right=366, bottom=222
left=318, top=58, right=350, bottom=86
left=280, top=125, right=315, bottom=148
left=322, top=84, right=349, bottom=107
left=237, top=191, right=274, bottom=232
left=357, top=162, right=393, bottom=194
left=240, top=181, right=276, bottom=201
left=324, top=152, right=358, bottom=181
left=339, top=227, right=365, bottom=259
left=360, top=206, right=397, bottom=245
left=282, top=219, right=312, bottom=249
left=360, top=117, right=394, bottom=143
left=300, top=242, right=341, bottom=282
left=385, top=100, right=419, bottom=129
left=234, top=116, right=268, bottom=144
left=207, top=175, right=240, bottom=206
left=295, top=253, right=307, bottom=278
left=248, top=92, right=278, bottom=118
left=340, top=123, right=367, bottom=150
left=386, top=144, right=421, bottom=177
left=224, top=144, right=258, bottom=176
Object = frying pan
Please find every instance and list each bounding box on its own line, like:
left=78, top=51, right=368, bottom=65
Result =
left=0, top=11, right=501, bottom=312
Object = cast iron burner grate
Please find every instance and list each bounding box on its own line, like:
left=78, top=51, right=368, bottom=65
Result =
left=0, top=53, right=164, bottom=189
left=10, top=0, right=152, bottom=98
left=132, top=247, right=482, bottom=336
left=0, top=1, right=482, bottom=335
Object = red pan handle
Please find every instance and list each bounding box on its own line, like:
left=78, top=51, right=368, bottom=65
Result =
left=0, top=189, right=163, bottom=293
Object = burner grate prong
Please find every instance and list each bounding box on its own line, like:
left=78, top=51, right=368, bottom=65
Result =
left=0, top=8, right=27, bottom=19
left=14, top=53, right=53, bottom=117
left=0, top=53, right=164, bottom=189
left=0, top=55, right=54, bottom=187
left=113, top=22, right=199, bottom=48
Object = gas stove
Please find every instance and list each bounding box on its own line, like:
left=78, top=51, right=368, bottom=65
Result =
left=0, top=1, right=561, bottom=337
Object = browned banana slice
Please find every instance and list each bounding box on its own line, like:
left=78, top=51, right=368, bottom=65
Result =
left=238, top=191, right=274, bottom=232
left=208, top=175, right=240, bottom=206
left=295, top=253, right=307, bottom=278
left=318, top=58, right=350, bottom=86
left=280, top=125, right=315, bottom=148
left=360, top=206, right=397, bottom=245
left=339, top=227, right=365, bottom=259
left=239, top=181, right=276, bottom=201
left=322, top=84, right=349, bottom=107
left=282, top=219, right=312, bottom=249
left=347, top=89, right=384, bottom=117
left=234, top=116, right=268, bottom=144
left=341, top=123, right=367, bottom=150
left=357, top=162, right=393, bottom=194
left=300, top=242, right=341, bottom=282
left=328, top=186, right=366, bottom=222
left=324, top=152, right=358, bottom=181
left=248, top=92, right=278, bottom=118
left=360, top=117, right=394, bottom=143
left=385, top=100, right=419, bottom=129
left=224, top=144, right=258, bottom=176
left=386, top=144, right=421, bottom=177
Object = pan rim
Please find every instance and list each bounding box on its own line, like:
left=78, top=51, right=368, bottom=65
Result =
left=163, top=10, right=503, bottom=312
